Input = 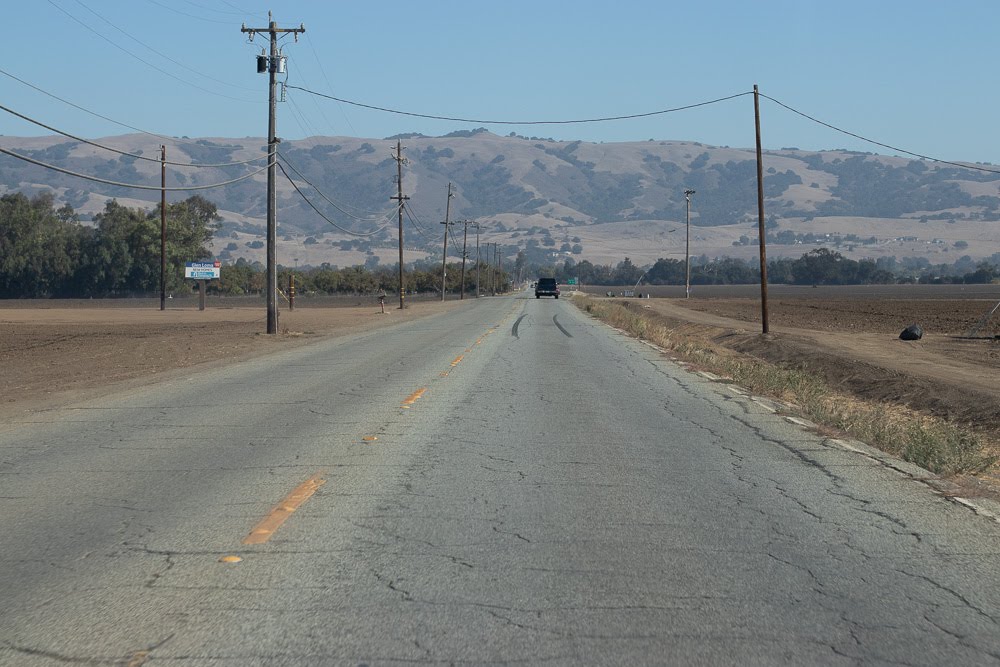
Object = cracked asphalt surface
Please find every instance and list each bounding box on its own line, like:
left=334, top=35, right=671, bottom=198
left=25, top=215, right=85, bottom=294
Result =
left=1, top=294, right=999, bottom=665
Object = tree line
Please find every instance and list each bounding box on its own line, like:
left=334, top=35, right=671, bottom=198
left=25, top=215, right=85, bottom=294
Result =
left=535, top=248, right=1000, bottom=287
left=0, top=193, right=509, bottom=298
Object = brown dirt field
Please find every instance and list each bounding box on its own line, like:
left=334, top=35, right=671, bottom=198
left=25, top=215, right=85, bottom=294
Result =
left=634, top=296, right=1000, bottom=430
left=0, top=298, right=464, bottom=420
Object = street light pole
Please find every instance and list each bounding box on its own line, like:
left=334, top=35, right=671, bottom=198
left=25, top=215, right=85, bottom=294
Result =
left=684, top=189, right=696, bottom=299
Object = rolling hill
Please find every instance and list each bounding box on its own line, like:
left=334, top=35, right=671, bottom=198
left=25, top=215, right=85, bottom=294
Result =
left=2, top=128, right=999, bottom=268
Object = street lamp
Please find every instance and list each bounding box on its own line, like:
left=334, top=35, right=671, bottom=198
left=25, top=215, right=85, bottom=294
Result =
left=684, top=189, right=696, bottom=299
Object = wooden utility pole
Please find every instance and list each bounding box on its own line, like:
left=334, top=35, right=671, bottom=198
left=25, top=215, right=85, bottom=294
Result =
left=491, top=244, right=498, bottom=296
left=390, top=140, right=409, bottom=309
left=497, top=245, right=503, bottom=294
left=473, top=222, right=481, bottom=298
left=160, top=145, right=166, bottom=311
left=241, top=13, right=305, bottom=334
left=459, top=221, right=470, bottom=300
left=684, top=189, right=695, bottom=299
left=439, top=182, right=453, bottom=301
left=754, top=84, right=770, bottom=334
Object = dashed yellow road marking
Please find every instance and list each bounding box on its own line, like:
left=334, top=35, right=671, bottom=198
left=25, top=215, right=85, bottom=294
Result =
left=242, top=473, right=325, bottom=545
left=451, top=355, right=465, bottom=366
left=219, top=555, right=242, bottom=563
left=127, top=651, right=151, bottom=667
left=402, top=388, right=427, bottom=406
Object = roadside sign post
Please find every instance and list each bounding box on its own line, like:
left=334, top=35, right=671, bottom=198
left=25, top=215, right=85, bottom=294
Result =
left=185, top=261, right=221, bottom=311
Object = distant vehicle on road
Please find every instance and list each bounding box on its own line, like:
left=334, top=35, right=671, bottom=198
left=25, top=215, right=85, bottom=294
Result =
left=535, top=278, right=560, bottom=299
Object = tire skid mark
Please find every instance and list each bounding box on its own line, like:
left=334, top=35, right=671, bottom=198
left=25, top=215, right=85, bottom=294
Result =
left=552, top=314, right=573, bottom=338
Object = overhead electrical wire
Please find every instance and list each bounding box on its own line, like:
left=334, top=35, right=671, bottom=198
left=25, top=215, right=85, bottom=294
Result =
left=403, top=202, right=443, bottom=243
left=71, top=0, right=258, bottom=93
left=46, top=0, right=259, bottom=104
left=759, top=92, right=1000, bottom=175
left=285, top=61, right=340, bottom=137
left=144, top=0, right=234, bottom=25
left=0, top=146, right=271, bottom=191
left=0, top=68, right=243, bottom=147
left=180, top=0, right=262, bottom=18
left=303, top=32, right=359, bottom=137
left=0, top=103, right=268, bottom=167
left=277, top=152, right=397, bottom=222
left=286, top=86, right=754, bottom=125
left=218, top=0, right=268, bottom=18
left=276, top=161, right=392, bottom=237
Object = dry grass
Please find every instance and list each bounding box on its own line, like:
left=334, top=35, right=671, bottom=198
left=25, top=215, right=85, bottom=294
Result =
left=575, top=295, right=998, bottom=476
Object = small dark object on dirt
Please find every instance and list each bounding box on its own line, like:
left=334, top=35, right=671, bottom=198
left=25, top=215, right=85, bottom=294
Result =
left=900, top=324, right=923, bottom=341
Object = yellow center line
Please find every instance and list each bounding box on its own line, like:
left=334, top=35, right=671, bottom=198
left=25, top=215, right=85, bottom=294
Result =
left=126, top=651, right=151, bottom=667
left=402, top=387, right=427, bottom=406
left=242, top=472, right=326, bottom=545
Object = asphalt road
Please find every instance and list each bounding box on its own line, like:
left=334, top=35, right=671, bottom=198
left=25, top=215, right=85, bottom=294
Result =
left=1, top=294, right=999, bottom=666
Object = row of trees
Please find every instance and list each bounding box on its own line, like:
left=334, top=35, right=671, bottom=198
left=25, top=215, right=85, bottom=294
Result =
left=217, top=258, right=509, bottom=297
left=0, top=192, right=511, bottom=298
left=0, top=192, right=218, bottom=298
left=535, top=248, right=1000, bottom=287
left=2, top=192, right=995, bottom=298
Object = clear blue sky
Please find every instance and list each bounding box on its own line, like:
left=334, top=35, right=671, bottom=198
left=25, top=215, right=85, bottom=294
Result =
left=3, top=1, right=998, bottom=163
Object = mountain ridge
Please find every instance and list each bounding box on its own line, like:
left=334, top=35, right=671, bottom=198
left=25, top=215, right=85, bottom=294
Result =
left=2, top=130, right=998, bottom=267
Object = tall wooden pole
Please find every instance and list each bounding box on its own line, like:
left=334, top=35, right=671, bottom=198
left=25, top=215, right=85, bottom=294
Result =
left=460, top=221, right=469, bottom=300
left=390, top=140, right=409, bottom=309
left=439, top=182, right=453, bottom=301
left=754, top=84, right=770, bottom=334
left=160, top=145, right=166, bottom=311
left=684, top=189, right=695, bottom=299
left=241, top=14, right=304, bottom=333
left=474, top=223, right=481, bottom=298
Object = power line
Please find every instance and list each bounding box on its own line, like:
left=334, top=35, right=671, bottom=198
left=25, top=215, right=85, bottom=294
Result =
left=403, top=202, right=444, bottom=243
left=277, top=161, right=391, bottom=237
left=179, top=0, right=261, bottom=17
left=71, top=0, right=258, bottom=93
left=303, top=32, right=359, bottom=137
left=0, top=67, right=228, bottom=146
left=286, top=85, right=754, bottom=125
left=218, top=1, right=268, bottom=18
left=277, top=152, right=397, bottom=221
left=760, top=92, right=1000, bottom=175
left=144, top=0, right=234, bottom=25
left=46, top=0, right=259, bottom=104
left=0, top=146, right=271, bottom=191
left=0, top=103, right=268, bottom=167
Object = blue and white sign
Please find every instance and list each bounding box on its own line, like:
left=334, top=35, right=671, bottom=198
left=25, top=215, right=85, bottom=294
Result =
left=185, top=261, right=221, bottom=279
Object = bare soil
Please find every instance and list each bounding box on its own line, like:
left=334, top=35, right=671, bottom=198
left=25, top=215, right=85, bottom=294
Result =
left=0, top=297, right=464, bottom=420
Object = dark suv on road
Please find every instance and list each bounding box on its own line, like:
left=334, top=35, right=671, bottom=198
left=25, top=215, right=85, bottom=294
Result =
left=535, top=278, right=560, bottom=299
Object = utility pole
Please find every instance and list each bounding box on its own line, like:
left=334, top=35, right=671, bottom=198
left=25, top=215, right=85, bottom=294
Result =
left=160, top=145, right=166, bottom=311
left=390, top=139, right=409, bottom=309
left=684, top=189, right=696, bottom=299
left=459, top=221, right=470, bottom=300
left=492, top=244, right=499, bottom=296
left=242, top=13, right=304, bottom=334
left=754, top=84, right=770, bottom=334
left=439, top=182, right=454, bottom=301
left=474, top=222, right=481, bottom=298
left=497, top=246, right=503, bottom=294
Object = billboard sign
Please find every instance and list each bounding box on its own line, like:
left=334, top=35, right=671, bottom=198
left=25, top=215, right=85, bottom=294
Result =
left=185, top=261, right=221, bottom=280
